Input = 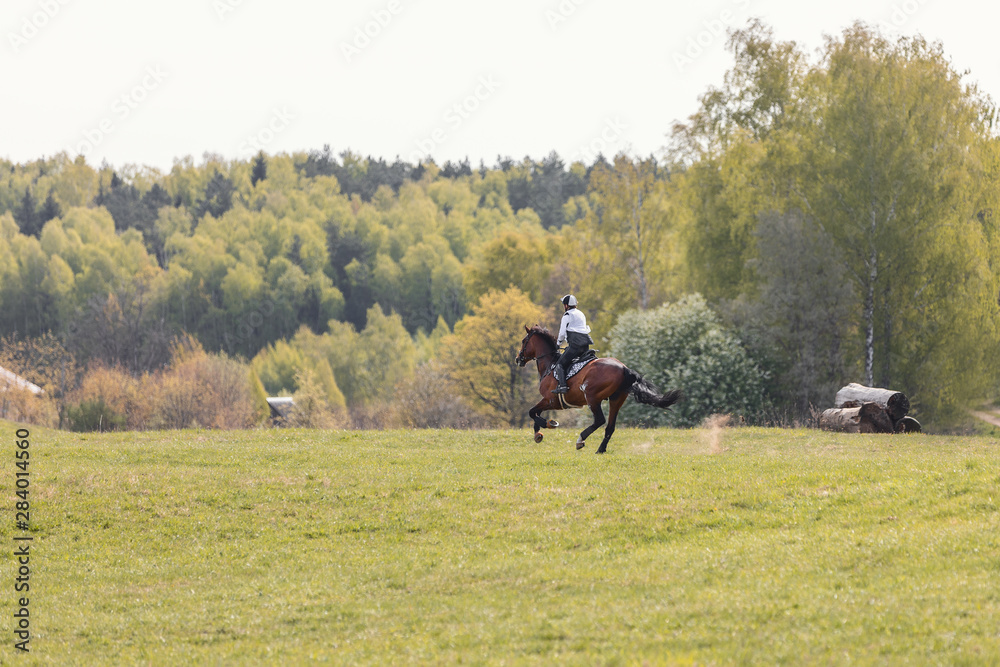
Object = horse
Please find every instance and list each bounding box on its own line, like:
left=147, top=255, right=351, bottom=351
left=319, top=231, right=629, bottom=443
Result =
left=515, top=325, right=681, bottom=453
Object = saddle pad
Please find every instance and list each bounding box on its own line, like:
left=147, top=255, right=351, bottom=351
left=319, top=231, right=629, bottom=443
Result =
left=566, top=351, right=598, bottom=380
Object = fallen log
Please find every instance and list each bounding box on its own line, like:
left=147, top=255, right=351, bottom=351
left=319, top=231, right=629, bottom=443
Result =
left=894, top=416, right=921, bottom=434
left=819, top=407, right=862, bottom=432
left=819, top=402, right=895, bottom=434
left=835, top=383, right=910, bottom=422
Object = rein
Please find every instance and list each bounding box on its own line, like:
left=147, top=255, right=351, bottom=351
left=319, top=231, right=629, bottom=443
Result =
left=520, top=330, right=559, bottom=365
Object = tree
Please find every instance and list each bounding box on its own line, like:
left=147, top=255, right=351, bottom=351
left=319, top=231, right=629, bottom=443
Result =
left=668, top=20, right=806, bottom=301
left=797, top=25, right=997, bottom=399
left=138, top=184, right=175, bottom=266
left=728, top=210, right=856, bottom=417
left=288, top=367, right=343, bottom=428
left=610, top=294, right=768, bottom=427
left=39, top=192, right=61, bottom=225
left=399, top=239, right=465, bottom=333
left=0, top=214, right=53, bottom=336
left=587, top=154, right=674, bottom=310
left=445, top=287, right=545, bottom=426
left=68, top=267, right=174, bottom=374
left=95, top=172, right=149, bottom=232
left=670, top=20, right=1000, bottom=423
left=463, top=230, right=550, bottom=304
left=15, top=187, right=40, bottom=237
left=196, top=171, right=235, bottom=220
left=528, top=151, right=567, bottom=229
left=251, top=151, right=268, bottom=187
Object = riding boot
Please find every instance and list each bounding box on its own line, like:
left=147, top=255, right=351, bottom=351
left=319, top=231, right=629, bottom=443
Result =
left=552, top=365, right=568, bottom=394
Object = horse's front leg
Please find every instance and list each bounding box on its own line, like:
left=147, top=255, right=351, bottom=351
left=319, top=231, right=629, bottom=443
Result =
left=529, top=399, right=558, bottom=443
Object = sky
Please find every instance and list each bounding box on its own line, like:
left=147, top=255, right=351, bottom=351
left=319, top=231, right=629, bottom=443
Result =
left=3, top=0, right=998, bottom=172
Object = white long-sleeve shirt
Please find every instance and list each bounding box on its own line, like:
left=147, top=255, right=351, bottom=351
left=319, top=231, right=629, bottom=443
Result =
left=557, top=308, right=591, bottom=345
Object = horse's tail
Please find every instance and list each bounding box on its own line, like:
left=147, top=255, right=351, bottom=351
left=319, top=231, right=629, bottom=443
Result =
left=622, top=367, right=681, bottom=409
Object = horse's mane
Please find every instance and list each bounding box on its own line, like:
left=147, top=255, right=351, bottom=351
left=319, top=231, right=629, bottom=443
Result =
left=526, top=324, right=558, bottom=350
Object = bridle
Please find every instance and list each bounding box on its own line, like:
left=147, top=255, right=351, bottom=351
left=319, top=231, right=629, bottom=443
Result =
left=516, top=330, right=559, bottom=367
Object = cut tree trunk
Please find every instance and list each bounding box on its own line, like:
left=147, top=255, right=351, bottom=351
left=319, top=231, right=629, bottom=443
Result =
left=894, top=416, right=921, bottom=434
left=820, top=407, right=863, bottom=433
left=819, top=402, right=894, bottom=434
left=835, top=383, right=910, bottom=422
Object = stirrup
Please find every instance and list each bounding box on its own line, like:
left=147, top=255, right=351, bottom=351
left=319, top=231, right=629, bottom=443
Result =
left=552, top=384, right=568, bottom=395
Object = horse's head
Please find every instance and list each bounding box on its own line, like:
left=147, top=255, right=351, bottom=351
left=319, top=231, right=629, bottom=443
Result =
left=515, top=325, right=535, bottom=367
left=515, top=324, right=557, bottom=367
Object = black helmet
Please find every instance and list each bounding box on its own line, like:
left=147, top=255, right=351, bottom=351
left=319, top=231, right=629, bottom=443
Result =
left=561, top=294, right=578, bottom=307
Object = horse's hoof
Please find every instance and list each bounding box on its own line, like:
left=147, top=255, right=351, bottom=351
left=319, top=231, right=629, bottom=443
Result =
left=547, top=419, right=559, bottom=429
left=534, top=432, right=544, bottom=443
left=575, top=439, right=585, bottom=450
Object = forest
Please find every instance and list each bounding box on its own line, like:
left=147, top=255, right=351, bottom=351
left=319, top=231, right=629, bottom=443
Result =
left=1, top=22, right=998, bottom=432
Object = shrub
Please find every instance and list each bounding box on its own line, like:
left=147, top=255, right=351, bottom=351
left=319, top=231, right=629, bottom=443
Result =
left=0, top=387, right=59, bottom=428
left=66, top=364, right=150, bottom=430
left=392, top=360, right=493, bottom=429
left=252, top=330, right=348, bottom=413
left=65, top=340, right=266, bottom=431
left=150, top=343, right=259, bottom=429
left=0, top=332, right=79, bottom=427
left=286, top=368, right=344, bottom=429
left=248, top=367, right=270, bottom=425
left=65, top=398, right=126, bottom=432
left=610, top=294, right=769, bottom=427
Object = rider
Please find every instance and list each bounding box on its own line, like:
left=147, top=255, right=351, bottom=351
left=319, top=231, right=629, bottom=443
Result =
left=552, top=294, right=593, bottom=394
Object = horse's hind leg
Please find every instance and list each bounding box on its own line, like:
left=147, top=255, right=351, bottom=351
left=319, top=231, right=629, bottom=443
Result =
left=596, top=392, right=628, bottom=454
left=576, top=398, right=606, bottom=450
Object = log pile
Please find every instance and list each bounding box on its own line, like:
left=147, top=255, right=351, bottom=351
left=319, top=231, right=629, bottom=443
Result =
left=818, top=383, right=920, bottom=434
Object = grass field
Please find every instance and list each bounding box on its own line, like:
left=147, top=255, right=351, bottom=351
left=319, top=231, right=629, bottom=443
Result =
left=1, top=420, right=999, bottom=665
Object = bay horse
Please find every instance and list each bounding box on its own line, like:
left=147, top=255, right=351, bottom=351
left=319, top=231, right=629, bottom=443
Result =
left=515, top=325, right=681, bottom=453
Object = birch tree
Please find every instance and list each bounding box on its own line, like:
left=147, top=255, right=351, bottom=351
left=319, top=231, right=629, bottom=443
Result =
left=587, top=155, right=673, bottom=311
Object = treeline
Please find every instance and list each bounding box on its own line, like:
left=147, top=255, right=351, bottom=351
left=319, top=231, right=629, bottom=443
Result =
left=2, top=20, right=999, bottom=431
left=0, top=147, right=596, bottom=351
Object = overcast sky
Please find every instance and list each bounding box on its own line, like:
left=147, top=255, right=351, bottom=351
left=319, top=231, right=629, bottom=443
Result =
left=3, top=0, right=998, bottom=172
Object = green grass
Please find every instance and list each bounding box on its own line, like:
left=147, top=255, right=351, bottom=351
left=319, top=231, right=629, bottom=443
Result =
left=2, top=421, right=999, bottom=665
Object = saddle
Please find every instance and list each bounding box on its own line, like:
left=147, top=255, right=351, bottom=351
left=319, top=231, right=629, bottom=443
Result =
left=558, top=349, right=598, bottom=380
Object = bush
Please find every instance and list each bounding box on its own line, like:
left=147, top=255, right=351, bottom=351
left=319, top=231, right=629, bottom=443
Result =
left=391, top=360, right=493, bottom=429
left=0, top=332, right=79, bottom=427
left=286, top=368, right=344, bottom=429
left=0, top=387, right=59, bottom=428
left=65, top=398, right=127, bottom=432
left=252, top=330, right=348, bottom=413
left=610, top=294, right=768, bottom=427
left=149, top=342, right=260, bottom=429
left=66, top=364, right=150, bottom=429
left=65, top=341, right=267, bottom=431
